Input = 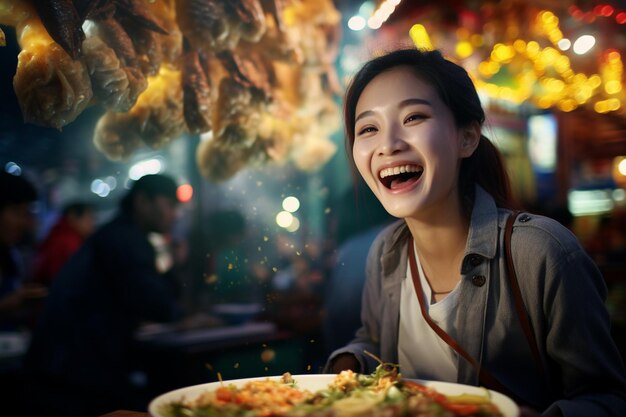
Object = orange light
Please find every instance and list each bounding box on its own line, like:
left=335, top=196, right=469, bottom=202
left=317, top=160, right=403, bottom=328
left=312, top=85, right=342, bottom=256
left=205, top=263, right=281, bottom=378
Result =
left=176, top=184, right=193, bottom=203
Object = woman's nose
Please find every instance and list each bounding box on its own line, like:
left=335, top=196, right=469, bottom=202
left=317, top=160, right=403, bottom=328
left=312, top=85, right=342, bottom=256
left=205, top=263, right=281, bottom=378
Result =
left=377, top=125, right=408, bottom=155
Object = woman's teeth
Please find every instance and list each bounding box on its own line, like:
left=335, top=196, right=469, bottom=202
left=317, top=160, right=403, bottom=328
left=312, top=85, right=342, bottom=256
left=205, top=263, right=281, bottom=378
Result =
left=379, top=164, right=422, bottom=179
left=378, top=165, right=423, bottom=189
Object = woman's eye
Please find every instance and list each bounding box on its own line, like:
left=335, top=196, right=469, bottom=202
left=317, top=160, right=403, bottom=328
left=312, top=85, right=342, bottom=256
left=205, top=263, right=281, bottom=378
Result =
left=404, top=114, right=426, bottom=123
left=357, top=126, right=377, bottom=135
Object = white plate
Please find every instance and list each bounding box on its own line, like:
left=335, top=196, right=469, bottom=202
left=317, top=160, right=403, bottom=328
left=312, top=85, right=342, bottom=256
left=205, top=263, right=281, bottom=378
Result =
left=149, top=374, right=519, bottom=417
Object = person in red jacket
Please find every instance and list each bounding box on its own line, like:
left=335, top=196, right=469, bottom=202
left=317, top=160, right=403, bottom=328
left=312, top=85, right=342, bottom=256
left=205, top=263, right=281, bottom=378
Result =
left=33, top=202, right=95, bottom=286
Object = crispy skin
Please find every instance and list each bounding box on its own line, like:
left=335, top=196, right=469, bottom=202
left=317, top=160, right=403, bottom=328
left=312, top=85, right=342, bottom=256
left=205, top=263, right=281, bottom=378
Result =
left=224, top=0, right=266, bottom=43
left=175, top=0, right=229, bottom=50
left=32, top=0, right=85, bottom=59
left=130, top=67, right=186, bottom=148
left=115, top=0, right=168, bottom=35
left=82, top=35, right=140, bottom=111
left=121, top=22, right=163, bottom=76
left=97, top=16, right=137, bottom=67
left=182, top=50, right=212, bottom=134
left=260, top=0, right=286, bottom=32
left=13, top=42, right=92, bottom=129
left=217, top=50, right=271, bottom=97
left=93, top=111, right=144, bottom=160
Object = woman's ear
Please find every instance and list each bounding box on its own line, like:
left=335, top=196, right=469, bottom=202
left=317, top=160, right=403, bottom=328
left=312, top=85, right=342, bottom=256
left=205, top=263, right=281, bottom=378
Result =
left=459, top=121, right=481, bottom=158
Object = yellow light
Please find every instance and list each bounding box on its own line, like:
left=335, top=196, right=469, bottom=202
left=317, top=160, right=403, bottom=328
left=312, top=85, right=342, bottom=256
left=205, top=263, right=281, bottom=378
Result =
left=537, top=97, right=552, bottom=109
left=548, top=79, right=565, bottom=93
left=607, top=51, right=621, bottom=62
left=485, top=83, right=499, bottom=96
left=558, top=99, right=577, bottom=112
left=526, top=41, right=540, bottom=57
left=589, top=74, right=602, bottom=88
left=409, top=24, right=434, bottom=51
left=488, top=61, right=500, bottom=74
left=513, top=39, right=526, bottom=53
left=456, top=41, right=473, bottom=58
left=594, top=101, right=609, bottom=113
left=554, top=55, right=571, bottom=73
left=574, top=87, right=591, bottom=104
left=541, top=47, right=559, bottom=65
left=539, top=10, right=552, bottom=23
left=617, top=158, right=626, bottom=176
left=613, top=157, right=626, bottom=188
left=493, top=43, right=515, bottom=62
left=548, top=28, right=563, bottom=42
left=605, top=80, right=622, bottom=94
left=608, top=98, right=621, bottom=111
left=478, top=62, right=490, bottom=76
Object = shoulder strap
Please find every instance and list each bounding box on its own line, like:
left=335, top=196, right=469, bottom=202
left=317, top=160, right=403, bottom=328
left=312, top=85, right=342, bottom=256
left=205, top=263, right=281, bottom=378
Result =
left=407, top=238, right=525, bottom=405
left=504, top=211, right=546, bottom=380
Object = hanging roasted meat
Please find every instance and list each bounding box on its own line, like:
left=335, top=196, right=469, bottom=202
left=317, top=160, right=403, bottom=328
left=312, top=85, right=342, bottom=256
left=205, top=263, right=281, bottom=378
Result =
left=143, top=0, right=182, bottom=65
left=223, top=0, right=266, bottom=44
left=82, top=34, right=138, bottom=112
left=31, top=0, right=84, bottom=59
left=175, top=0, right=229, bottom=50
left=92, top=110, right=145, bottom=159
left=11, top=2, right=93, bottom=129
left=182, top=49, right=212, bottom=134
left=93, top=66, right=186, bottom=158
left=2, top=0, right=343, bottom=181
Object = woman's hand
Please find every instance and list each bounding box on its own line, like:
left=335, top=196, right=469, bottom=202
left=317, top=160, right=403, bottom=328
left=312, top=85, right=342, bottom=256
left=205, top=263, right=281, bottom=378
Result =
left=329, top=353, right=360, bottom=373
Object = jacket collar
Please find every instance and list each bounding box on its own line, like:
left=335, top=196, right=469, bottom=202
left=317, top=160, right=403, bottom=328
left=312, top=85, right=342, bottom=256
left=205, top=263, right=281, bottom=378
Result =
left=464, top=186, right=499, bottom=259
left=379, top=185, right=500, bottom=279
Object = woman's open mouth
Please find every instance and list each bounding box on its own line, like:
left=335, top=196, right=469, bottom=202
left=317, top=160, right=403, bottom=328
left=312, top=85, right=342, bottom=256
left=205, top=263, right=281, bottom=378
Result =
left=379, top=164, right=423, bottom=190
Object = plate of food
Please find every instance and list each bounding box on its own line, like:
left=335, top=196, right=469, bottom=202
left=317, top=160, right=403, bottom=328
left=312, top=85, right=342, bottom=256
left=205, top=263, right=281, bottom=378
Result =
left=149, top=362, right=519, bottom=417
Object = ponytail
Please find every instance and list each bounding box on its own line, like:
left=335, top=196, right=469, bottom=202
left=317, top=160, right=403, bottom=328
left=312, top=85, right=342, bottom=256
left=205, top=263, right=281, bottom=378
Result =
left=460, top=135, right=518, bottom=214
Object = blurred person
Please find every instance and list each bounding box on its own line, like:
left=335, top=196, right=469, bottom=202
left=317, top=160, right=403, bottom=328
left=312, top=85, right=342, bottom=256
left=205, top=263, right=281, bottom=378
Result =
left=0, top=171, right=47, bottom=330
left=325, top=48, right=626, bottom=416
left=32, top=201, right=96, bottom=287
left=23, top=174, right=185, bottom=417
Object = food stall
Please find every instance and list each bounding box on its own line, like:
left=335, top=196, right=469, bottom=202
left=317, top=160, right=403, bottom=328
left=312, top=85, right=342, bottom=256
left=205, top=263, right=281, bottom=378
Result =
left=1, top=0, right=626, bottom=416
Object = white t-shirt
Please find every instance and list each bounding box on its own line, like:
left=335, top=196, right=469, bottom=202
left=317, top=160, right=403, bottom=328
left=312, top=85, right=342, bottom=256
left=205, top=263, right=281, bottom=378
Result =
left=398, top=243, right=460, bottom=381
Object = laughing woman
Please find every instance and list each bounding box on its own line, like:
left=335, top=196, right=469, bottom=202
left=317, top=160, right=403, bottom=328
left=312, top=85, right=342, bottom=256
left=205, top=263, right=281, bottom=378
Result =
left=325, top=48, right=626, bottom=416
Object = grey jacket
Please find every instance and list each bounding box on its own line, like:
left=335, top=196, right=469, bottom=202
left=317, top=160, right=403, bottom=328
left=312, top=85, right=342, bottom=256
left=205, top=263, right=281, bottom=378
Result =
left=326, top=186, right=626, bottom=416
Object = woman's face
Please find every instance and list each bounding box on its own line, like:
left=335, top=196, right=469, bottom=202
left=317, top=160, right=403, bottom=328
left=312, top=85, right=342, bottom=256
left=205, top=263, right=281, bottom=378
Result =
left=352, top=65, right=476, bottom=220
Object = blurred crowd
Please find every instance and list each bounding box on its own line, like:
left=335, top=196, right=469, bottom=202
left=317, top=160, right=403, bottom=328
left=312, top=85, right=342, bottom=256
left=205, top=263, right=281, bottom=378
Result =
left=1, top=169, right=625, bottom=416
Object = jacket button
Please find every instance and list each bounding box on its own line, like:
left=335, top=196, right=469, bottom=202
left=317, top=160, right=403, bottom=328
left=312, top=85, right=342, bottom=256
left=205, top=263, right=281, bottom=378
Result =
left=519, top=214, right=531, bottom=222
left=468, top=254, right=483, bottom=266
left=471, top=275, right=486, bottom=287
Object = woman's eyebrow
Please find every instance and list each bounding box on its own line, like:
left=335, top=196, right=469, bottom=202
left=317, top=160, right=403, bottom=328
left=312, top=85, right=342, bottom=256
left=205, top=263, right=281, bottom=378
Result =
left=355, top=98, right=432, bottom=123
left=398, top=98, right=432, bottom=108
left=355, top=110, right=375, bottom=123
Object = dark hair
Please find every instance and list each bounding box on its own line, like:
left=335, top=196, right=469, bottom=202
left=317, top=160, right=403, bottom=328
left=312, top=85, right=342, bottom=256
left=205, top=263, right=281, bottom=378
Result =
left=120, top=174, right=179, bottom=212
left=0, top=171, right=37, bottom=209
left=62, top=202, right=94, bottom=217
left=343, top=48, right=517, bottom=214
